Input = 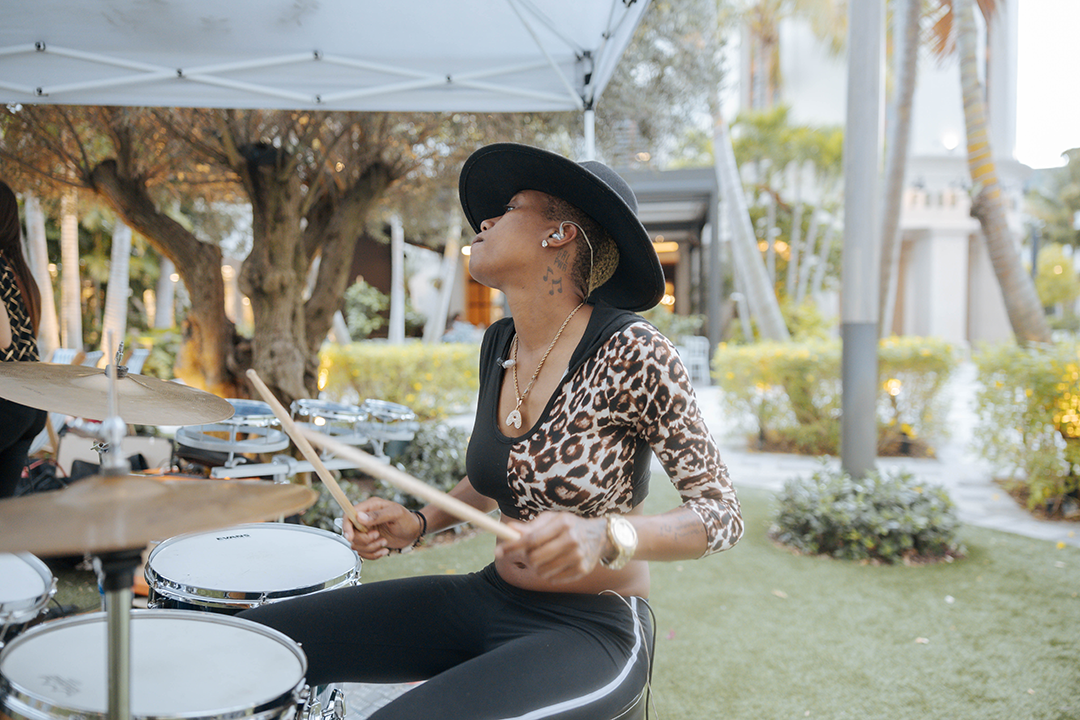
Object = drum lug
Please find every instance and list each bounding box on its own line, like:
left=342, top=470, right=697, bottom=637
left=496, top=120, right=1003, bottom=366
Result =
left=324, top=687, right=346, bottom=720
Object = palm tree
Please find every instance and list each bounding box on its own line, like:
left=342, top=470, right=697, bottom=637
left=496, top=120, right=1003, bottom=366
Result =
left=878, top=0, right=922, bottom=336
left=59, top=192, right=83, bottom=352
left=99, top=221, right=132, bottom=361
left=953, top=0, right=1051, bottom=343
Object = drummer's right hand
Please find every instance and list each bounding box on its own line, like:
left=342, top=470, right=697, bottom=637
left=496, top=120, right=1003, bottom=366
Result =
left=343, top=497, right=422, bottom=560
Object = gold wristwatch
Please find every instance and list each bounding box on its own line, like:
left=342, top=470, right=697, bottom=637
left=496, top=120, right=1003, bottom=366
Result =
left=600, top=515, right=638, bottom=571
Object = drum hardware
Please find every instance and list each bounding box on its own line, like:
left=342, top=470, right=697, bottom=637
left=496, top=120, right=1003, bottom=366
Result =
left=299, top=686, right=347, bottom=720
left=291, top=397, right=370, bottom=447
left=250, top=370, right=369, bottom=532
left=0, top=355, right=317, bottom=720
left=0, top=553, right=57, bottom=648
left=175, top=399, right=292, bottom=475
left=356, top=398, right=419, bottom=459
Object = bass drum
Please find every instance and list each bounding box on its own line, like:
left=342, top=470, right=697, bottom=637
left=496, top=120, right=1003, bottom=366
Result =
left=0, top=610, right=306, bottom=720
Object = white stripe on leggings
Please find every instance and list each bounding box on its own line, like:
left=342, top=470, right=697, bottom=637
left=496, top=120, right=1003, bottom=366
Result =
left=499, top=596, right=645, bottom=720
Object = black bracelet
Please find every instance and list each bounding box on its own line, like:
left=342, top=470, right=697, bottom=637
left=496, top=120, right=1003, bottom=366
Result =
left=411, top=509, right=428, bottom=547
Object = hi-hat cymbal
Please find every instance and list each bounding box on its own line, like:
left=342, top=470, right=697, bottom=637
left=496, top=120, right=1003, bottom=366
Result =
left=0, top=362, right=235, bottom=426
left=0, top=475, right=318, bottom=557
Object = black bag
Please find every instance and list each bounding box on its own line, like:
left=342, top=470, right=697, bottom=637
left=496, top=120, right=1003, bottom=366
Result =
left=15, top=459, right=68, bottom=496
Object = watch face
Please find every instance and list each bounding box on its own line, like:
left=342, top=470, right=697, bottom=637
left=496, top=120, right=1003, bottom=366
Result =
left=612, top=518, right=636, bottom=546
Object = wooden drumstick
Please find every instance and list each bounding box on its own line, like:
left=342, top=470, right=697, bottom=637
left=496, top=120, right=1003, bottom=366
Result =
left=300, top=426, right=522, bottom=542
left=245, top=369, right=368, bottom=533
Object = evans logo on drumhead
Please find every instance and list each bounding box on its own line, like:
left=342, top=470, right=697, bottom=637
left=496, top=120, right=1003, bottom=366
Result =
left=215, top=533, right=252, bottom=541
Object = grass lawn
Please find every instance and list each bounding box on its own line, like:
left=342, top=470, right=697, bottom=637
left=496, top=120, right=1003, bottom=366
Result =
left=45, top=485, right=1080, bottom=720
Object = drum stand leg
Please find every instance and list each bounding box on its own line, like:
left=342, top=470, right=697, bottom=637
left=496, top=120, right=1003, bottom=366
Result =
left=95, top=549, right=143, bottom=720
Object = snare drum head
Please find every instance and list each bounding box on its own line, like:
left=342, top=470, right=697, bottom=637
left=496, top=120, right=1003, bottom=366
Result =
left=0, top=611, right=305, bottom=717
left=147, top=524, right=359, bottom=601
left=0, top=553, right=53, bottom=621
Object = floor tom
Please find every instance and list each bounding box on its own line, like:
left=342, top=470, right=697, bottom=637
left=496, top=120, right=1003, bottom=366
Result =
left=0, top=610, right=306, bottom=720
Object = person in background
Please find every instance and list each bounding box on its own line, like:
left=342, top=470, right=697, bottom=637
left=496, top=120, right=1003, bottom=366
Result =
left=0, top=180, right=47, bottom=497
left=241, top=143, right=743, bottom=719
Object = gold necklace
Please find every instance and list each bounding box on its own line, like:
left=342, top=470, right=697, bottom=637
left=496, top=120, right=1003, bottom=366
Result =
left=505, top=301, right=585, bottom=429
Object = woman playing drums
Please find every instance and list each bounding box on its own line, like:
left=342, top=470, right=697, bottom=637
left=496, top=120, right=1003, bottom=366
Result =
left=241, top=143, right=743, bottom=720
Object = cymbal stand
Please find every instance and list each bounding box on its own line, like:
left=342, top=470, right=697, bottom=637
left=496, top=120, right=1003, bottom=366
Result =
left=82, top=354, right=136, bottom=720
left=65, top=344, right=135, bottom=468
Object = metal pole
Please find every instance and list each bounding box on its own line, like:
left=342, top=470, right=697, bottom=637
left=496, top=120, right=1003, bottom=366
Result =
left=388, top=215, right=406, bottom=344
left=841, top=0, right=884, bottom=479
left=583, top=108, right=596, bottom=161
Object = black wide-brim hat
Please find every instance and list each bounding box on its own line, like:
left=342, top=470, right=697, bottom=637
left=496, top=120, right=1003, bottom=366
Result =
left=458, top=143, right=664, bottom=312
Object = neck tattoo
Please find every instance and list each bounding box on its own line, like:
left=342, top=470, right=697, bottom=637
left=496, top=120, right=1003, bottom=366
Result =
left=505, top=301, right=585, bottom=429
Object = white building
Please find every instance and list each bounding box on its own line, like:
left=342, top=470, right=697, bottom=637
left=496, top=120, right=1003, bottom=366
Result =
left=743, top=0, right=1027, bottom=347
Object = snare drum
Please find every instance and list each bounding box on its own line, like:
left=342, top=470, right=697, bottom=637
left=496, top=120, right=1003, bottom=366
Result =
left=0, top=553, right=55, bottom=647
left=145, top=523, right=360, bottom=614
left=291, top=398, right=368, bottom=446
left=0, top=610, right=305, bottom=720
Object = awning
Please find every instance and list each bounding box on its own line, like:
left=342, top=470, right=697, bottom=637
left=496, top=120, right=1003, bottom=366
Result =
left=0, top=0, right=648, bottom=112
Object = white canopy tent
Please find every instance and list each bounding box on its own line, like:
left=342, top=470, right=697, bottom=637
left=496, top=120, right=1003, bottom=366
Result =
left=2, top=0, right=652, bottom=343
left=1, top=0, right=649, bottom=154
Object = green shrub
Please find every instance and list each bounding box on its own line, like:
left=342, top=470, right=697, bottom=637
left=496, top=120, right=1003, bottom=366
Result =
left=770, top=464, right=964, bottom=563
left=712, top=337, right=956, bottom=456
left=302, top=420, right=470, bottom=531
left=319, top=341, right=479, bottom=421
left=971, top=341, right=1080, bottom=514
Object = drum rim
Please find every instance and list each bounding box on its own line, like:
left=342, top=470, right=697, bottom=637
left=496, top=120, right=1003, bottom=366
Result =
left=290, top=397, right=365, bottom=423
left=0, top=610, right=307, bottom=720
left=0, top=553, right=55, bottom=620
left=145, top=524, right=360, bottom=609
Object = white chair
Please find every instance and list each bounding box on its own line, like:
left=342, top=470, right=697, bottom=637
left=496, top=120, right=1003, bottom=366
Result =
left=124, top=348, right=150, bottom=374
left=47, top=347, right=80, bottom=364
left=676, top=335, right=712, bottom=385
left=80, top=350, right=104, bottom=367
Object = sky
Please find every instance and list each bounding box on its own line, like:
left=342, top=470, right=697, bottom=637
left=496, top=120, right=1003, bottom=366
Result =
left=1015, top=0, right=1080, bottom=168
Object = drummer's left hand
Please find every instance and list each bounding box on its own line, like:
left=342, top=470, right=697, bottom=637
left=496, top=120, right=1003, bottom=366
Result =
left=495, top=511, right=608, bottom=583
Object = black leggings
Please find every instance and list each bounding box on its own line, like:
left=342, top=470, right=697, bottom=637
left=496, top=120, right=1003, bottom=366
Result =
left=0, top=398, right=46, bottom=498
left=238, top=563, right=653, bottom=720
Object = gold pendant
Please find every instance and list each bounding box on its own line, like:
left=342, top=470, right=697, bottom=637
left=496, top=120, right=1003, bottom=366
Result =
left=506, top=408, right=522, bottom=429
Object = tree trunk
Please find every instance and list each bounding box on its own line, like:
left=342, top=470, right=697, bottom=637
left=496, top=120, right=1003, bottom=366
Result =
left=795, top=209, right=821, bottom=304
left=878, top=0, right=920, bottom=337
left=713, top=112, right=790, bottom=341
left=786, top=171, right=803, bottom=297
left=955, top=0, right=1052, bottom=344
left=302, top=162, right=394, bottom=361
left=90, top=160, right=238, bottom=395
left=238, top=158, right=310, bottom=407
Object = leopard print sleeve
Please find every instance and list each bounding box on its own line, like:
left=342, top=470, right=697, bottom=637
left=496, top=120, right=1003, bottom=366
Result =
left=609, top=322, right=743, bottom=557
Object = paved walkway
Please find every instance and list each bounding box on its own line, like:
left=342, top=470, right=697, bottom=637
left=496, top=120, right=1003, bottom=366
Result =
left=340, top=361, right=1079, bottom=718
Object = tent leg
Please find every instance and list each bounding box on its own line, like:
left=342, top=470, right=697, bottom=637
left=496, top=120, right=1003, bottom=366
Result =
left=583, top=108, right=596, bottom=161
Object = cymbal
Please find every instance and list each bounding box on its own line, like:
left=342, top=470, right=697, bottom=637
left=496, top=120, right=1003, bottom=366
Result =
left=0, top=475, right=318, bottom=557
left=0, top=362, right=235, bottom=426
